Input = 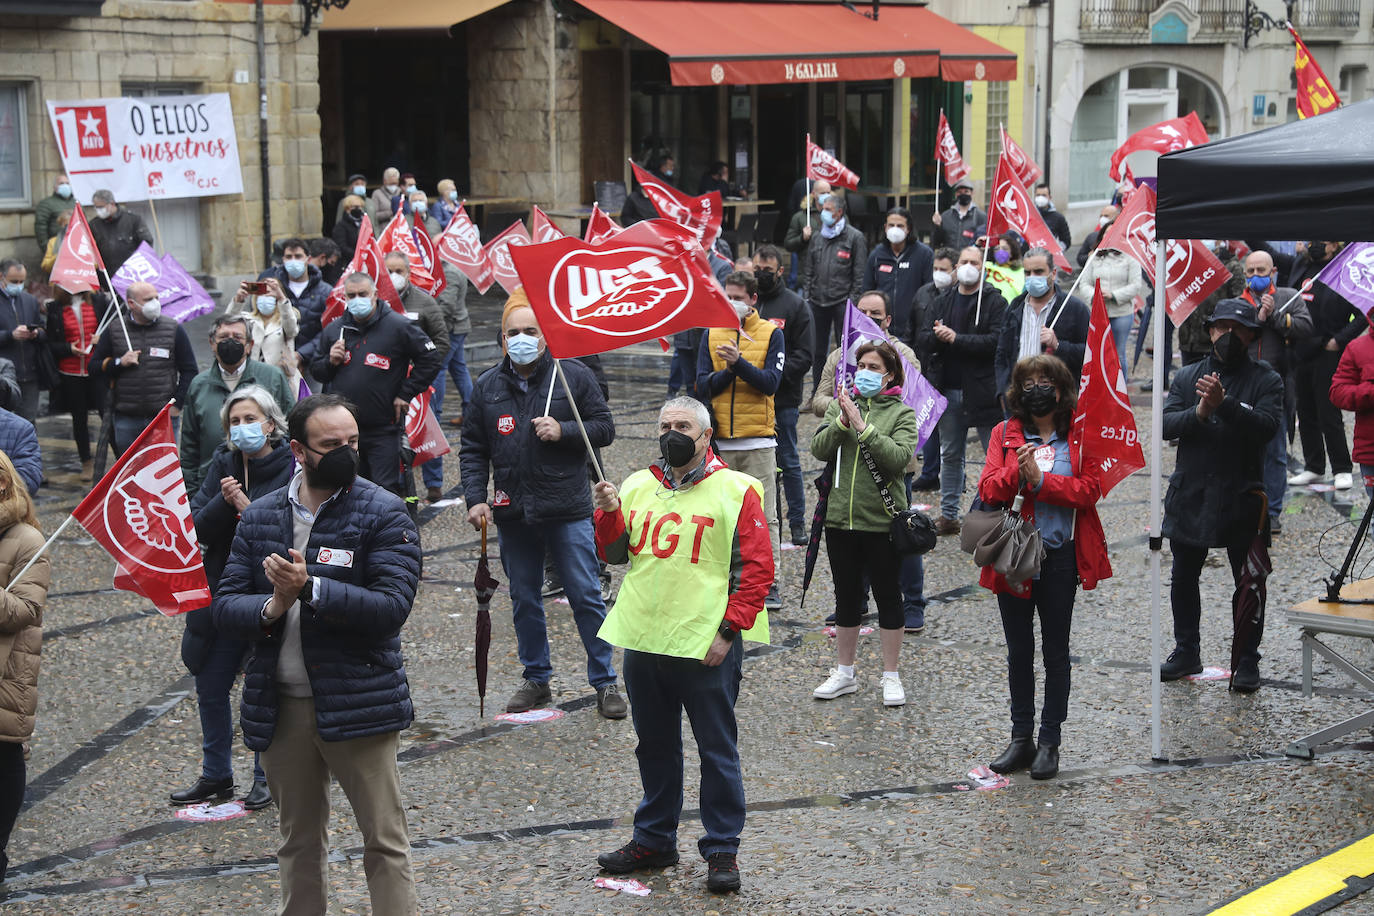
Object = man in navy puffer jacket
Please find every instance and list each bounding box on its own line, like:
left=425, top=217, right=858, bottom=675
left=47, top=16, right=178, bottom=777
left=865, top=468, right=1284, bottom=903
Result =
left=213, top=393, right=420, bottom=914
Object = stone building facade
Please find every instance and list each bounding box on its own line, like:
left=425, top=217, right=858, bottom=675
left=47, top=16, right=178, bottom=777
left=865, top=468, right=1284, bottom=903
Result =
left=0, top=0, right=322, bottom=288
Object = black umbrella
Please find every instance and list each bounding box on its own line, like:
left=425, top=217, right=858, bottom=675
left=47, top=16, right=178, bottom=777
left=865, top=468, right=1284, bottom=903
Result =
left=474, top=516, right=500, bottom=717
left=799, top=462, right=835, bottom=609
left=1230, top=490, right=1271, bottom=689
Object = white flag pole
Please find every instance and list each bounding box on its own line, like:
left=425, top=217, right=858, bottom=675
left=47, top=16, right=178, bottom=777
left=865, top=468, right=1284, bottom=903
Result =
left=97, top=267, right=133, bottom=350
left=974, top=233, right=992, bottom=326
left=553, top=358, right=606, bottom=483
left=1052, top=250, right=1103, bottom=330
left=805, top=133, right=813, bottom=229
left=1149, top=237, right=1167, bottom=762
left=543, top=366, right=557, bottom=417
left=3, top=515, right=77, bottom=594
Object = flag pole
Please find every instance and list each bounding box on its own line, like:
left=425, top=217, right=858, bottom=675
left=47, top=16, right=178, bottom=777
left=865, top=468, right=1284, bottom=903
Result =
left=553, top=358, right=606, bottom=483
left=805, top=133, right=812, bottom=228
left=974, top=233, right=992, bottom=326
left=1052, top=250, right=1102, bottom=330
left=543, top=366, right=557, bottom=417
left=1149, top=237, right=1167, bottom=762
left=97, top=267, right=133, bottom=350
left=3, top=515, right=77, bottom=594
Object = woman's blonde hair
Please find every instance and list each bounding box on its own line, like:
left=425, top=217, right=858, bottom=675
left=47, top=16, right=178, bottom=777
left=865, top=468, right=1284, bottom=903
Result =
left=0, top=451, right=40, bottom=531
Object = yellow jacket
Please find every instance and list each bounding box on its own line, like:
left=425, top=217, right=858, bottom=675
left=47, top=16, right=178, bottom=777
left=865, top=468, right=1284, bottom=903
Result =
left=701, top=310, right=784, bottom=439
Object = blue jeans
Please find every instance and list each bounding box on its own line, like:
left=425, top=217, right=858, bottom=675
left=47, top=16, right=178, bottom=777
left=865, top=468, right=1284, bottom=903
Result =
left=1109, top=313, right=1133, bottom=382
left=114, top=411, right=180, bottom=457
left=497, top=518, right=615, bottom=688
left=1263, top=408, right=1288, bottom=522
left=775, top=406, right=805, bottom=530
left=423, top=335, right=471, bottom=489
left=624, top=640, right=745, bottom=859
left=195, top=635, right=265, bottom=784
left=936, top=389, right=993, bottom=520
left=668, top=349, right=693, bottom=396
left=917, top=426, right=940, bottom=482
left=996, top=542, right=1078, bottom=746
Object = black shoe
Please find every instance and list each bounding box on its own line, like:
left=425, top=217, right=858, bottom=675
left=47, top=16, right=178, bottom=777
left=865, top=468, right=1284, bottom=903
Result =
left=1159, top=649, right=1203, bottom=681
left=506, top=679, right=553, bottom=713
left=243, top=780, right=273, bottom=810
left=1270, top=517, right=1282, bottom=536
left=170, top=776, right=234, bottom=805
left=790, top=527, right=808, bottom=547
left=596, top=683, right=628, bottom=719
left=1030, top=744, right=1059, bottom=780
left=540, top=578, right=564, bottom=599
left=1231, top=657, right=1261, bottom=693
left=912, top=475, right=939, bottom=492
left=764, top=584, right=782, bottom=610
left=706, top=852, right=741, bottom=893
left=597, top=839, right=679, bottom=873
left=988, top=737, right=1036, bottom=774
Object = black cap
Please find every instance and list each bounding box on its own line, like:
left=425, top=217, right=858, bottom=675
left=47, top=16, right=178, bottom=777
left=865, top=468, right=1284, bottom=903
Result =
left=953, top=178, right=974, bottom=192
left=1206, top=298, right=1261, bottom=329
left=347, top=173, right=366, bottom=183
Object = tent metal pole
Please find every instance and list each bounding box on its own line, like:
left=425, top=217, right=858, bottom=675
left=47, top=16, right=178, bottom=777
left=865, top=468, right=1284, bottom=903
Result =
left=1150, top=238, right=1167, bottom=762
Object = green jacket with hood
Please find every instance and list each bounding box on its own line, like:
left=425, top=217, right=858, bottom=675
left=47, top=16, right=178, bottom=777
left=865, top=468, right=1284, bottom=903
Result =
left=811, top=392, right=920, bottom=533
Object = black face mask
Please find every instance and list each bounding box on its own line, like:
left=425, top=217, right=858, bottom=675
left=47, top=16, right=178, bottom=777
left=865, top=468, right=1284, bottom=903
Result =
left=1212, top=331, right=1247, bottom=366
left=755, top=268, right=778, bottom=294
left=216, top=338, right=245, bottom=367
left=659, top=430, right=699, bottom=468
left=1308, top=242, right=1327, bottom=263
left=304, top=444, right=359, bottom=490
left=956, top=193, right=972, bottom=207
left=349, top=207, right=364, bottom=220
left=1022, top=384, right=1058, bottom=417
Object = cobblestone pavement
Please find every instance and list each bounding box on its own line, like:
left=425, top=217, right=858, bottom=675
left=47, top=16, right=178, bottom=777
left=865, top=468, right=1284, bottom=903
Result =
left=5, top=338, right=1374, bottom=914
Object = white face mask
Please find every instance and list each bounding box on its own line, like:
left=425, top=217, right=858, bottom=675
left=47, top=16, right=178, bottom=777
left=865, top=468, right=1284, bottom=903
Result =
left=956, top=263, right=981, bottom=287
left=384, top=183, right=399, bottom=194
left=95, top=206, right=112, bottom=220
left=1098, top=216, right=1112, bottom=228
left=932, top=269, right=953, bottom=289
left=885, top=226, right=907, bottom=245
left=140, top=298, right=162, bottom=321
left=388, top=271, right=407, bottom=292
left=729, top=299, right=751, bottom=320
left=1034, top=195, right=1050, bottom=209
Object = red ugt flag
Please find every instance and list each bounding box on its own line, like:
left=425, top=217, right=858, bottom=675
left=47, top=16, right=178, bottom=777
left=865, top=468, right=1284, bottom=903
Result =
left=805, top=134, right=860, bottom=190
left=1097, top=184, right=1227, bottom=327
left=404, top=386, right=451, bottom=466
left=321, top=215, right=405, bottom=327
left=484, top=220, right=533, bottom=295
left=629, top=161, right=722, bottom=250
left=376, top=211, right=443, bottom=298
left=509, top=218, right=740, bottom=360
left=530, top=205, right=566, bottom=244
left=72, top=403, right=210, bottom=616
left=584, top=203, right=624, bottom=246
left=436, top=205, right=495, bottom=294
left=50, top=204, right=104, bottom=294
left=986, top=152, right=1071, bottom=271
left=999, top=126, right=1042, bottom=187
left=1109, top=112, right=1209, bottom=182
left=1072, top=282, right=1145, bottom=497
left=935, top=110, right=970, bottom=186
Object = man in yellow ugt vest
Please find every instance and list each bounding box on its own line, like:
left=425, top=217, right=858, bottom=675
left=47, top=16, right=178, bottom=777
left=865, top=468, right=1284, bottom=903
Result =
left=695, top=270, right=785, bottom=611
left=591, top=397, right=773, bottom=895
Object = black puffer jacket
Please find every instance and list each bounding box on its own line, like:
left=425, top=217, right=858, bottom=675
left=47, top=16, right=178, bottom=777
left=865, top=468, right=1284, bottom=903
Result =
left=213, top=476, right=420, bottom=749
left=1162, top=353, right=1283, bottom=547
left=459, top=352, right=613, bottom=526
left=309, top=304, right=442, bottom=431
left=802, top=222, right=867, bottom=310
left=182, top=440, right=294, bottom=675
left=916, top=282, right=1008, bottom=428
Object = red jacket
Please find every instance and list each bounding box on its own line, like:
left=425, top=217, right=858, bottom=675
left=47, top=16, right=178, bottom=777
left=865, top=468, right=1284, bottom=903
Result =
left=975, top=419, right=1112, bottom=597
left=1329, top=323, right=1374, bottom=465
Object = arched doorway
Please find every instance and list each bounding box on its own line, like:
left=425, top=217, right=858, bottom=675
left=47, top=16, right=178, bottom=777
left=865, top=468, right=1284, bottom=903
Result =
left=1068, top=66, right=1225, bottom=207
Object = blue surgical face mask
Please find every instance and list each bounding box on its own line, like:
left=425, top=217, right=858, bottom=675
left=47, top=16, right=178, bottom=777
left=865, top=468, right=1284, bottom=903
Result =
left=230, top=421, right=267, bottom=454
left=820, top=210, right=837, bottom=227
left=1024, top=275, right=1052, bottom=298
left=256, top=295, right=277, bottom=316
left=661, top=168, right=674, bottom=178
left=447, top=190, right=458, bottom=202
left=506, top=333, right=541, bottom=366
left=283, top=258, right=306, bottom=279
left=2, top=283, right=21, bottom=297
left=817, top=192, right=832, bottom=206
left=56, top=183, right=72, bottom=199
left=351, top=184, right=366, bottom=196
left=412, top=202, right=427, bottom=215
left=854, top=368, right=885, bottom=398
left=346, top=295, right=374, bottom=319
left=1247, top=274, right=1272, bottom=294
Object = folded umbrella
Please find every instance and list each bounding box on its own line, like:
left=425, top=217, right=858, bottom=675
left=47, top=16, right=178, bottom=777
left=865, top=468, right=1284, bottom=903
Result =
left=799, top=463, right=835, bottom=609
left=1230, top=491, right=1271, bottom=688
left=474, top=516, right=500, bottom=717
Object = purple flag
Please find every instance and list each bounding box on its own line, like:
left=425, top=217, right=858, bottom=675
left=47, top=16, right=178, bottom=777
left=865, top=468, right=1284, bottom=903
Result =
left=834, top=300, right=946, bottom=448
left=1316, top=242, right=1374, bottom=316
left=109, top=243, right=215, bottom=322
left=297, top=377, right=311, bottom=402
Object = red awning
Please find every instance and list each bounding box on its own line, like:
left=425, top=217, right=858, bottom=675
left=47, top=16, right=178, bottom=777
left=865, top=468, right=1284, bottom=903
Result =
left=577, top=0, right=1017, bottom=86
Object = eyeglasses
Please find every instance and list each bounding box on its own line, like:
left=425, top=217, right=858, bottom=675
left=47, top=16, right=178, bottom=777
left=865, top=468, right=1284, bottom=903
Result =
left=1021, top=379, right=1052, bottom=391
left=215, top=334, right=247, bottom=344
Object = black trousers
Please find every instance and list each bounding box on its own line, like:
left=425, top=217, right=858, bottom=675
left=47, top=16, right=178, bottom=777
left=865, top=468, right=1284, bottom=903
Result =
left=359, top=426, right=403, bottom=496
left=1295, top=350, right=1351, bottom=475
left=825, top=527, right=903, bottom=630
left=59, top=373, right=104, bottom=462
left=0, top=741, right=25, bottom=881
left=996, top=543, right=1078, bottom=746
left=810, top=303, right=846, bottom=390
left=1169, top=540, right=1265, bottom=663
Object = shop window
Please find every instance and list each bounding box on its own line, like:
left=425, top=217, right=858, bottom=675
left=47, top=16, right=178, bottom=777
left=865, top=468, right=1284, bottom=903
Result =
left=0, top=84, right=31, bottom=209
left=983, top=81, right=1009, bottom=180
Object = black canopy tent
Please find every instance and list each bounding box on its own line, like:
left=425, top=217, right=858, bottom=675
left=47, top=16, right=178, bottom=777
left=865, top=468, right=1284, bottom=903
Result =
left=1157, top=97, right=1374, bottom=241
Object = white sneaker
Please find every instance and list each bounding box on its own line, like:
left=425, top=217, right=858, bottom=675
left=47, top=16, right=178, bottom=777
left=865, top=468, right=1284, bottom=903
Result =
left=881, top=673, right=906, bottom=707
left=813, top=669, right=858, bottom=699
left=1287, top=470, right=1321, bottom=486
left=1335, top=472, right=1354, bottom=490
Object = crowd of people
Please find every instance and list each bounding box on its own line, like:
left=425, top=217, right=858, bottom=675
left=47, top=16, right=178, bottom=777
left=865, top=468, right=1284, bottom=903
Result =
left=0, top=159, right=1367, bottom=904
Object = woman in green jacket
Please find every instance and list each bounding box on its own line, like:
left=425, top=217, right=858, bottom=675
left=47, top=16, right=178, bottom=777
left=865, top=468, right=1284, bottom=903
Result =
left=810, top=341, right=921, bottom=706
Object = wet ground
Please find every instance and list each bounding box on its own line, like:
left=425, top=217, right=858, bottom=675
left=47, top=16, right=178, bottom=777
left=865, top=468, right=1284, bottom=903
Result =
left=5, top=320, right=1374, bottom=914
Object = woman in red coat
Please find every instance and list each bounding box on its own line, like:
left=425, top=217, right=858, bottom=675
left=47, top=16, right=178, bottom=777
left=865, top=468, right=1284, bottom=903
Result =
left=1329, top=319, right=1374, bottom=497
left=976, top=354, right=1111, bottom=780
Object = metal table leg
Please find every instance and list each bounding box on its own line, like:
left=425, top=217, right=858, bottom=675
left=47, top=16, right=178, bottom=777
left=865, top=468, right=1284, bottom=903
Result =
left=1302, top=629, right=1314, bottom=698
left=1286, top=633, right=1374, bottom=758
